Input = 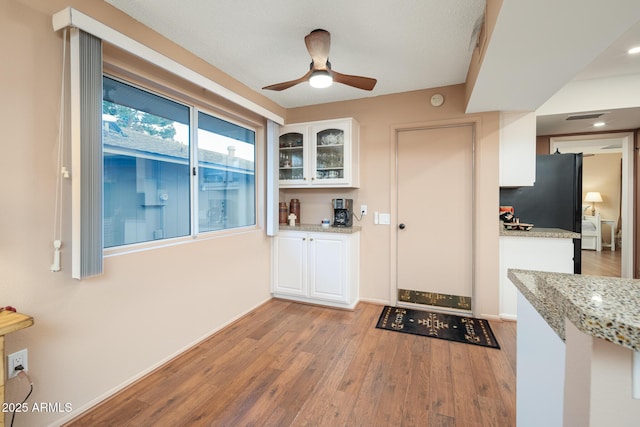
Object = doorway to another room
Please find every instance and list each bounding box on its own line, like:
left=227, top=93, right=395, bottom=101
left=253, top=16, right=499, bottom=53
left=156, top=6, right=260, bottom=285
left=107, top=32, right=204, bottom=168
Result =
left=550, top=133, right=634, bottom=278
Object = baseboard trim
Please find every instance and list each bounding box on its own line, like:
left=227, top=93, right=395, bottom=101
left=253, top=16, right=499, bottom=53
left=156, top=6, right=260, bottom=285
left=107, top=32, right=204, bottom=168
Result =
left=358, top=297, right=391, bottom=306
left=53, top=296, right=274, bottom=427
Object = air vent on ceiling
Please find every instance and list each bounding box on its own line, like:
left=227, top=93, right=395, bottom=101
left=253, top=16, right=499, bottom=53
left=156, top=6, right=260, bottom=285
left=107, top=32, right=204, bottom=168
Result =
left=565, top=112, right=606, bottom=121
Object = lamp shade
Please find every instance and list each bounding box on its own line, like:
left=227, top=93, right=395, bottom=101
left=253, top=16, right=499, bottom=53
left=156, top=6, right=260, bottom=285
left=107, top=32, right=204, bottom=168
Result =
left=584, top=192, right=603, bottom=203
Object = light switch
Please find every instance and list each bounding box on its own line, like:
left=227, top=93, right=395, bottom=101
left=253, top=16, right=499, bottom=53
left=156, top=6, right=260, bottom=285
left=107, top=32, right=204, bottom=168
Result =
left=379, top=213, right=391, bottom=225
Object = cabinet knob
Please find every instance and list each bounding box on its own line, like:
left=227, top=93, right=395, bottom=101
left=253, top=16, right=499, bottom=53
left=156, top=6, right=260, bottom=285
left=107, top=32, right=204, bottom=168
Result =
left=302, top=237, right=306, bottom=241
left=399, top=223, right=406, bottom=230
left=309, top=238, right=314, bottom=241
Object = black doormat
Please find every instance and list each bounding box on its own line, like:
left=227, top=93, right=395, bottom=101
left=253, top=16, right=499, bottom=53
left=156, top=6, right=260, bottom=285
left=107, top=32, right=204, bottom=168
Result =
left=375, top=306, right=500, bottom=349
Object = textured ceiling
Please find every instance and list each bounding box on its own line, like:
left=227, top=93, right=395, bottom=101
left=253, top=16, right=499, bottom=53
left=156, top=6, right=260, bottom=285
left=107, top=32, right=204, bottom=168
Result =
left=104, top=0, right=640, bottom=135
left=105, top=0, right=485, bottom=109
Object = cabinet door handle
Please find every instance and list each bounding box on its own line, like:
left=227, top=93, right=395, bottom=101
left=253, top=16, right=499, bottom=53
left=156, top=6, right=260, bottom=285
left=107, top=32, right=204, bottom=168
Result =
left=302, top=237, right=306, bottom=241
left=309, top=238, right=314, bottom=241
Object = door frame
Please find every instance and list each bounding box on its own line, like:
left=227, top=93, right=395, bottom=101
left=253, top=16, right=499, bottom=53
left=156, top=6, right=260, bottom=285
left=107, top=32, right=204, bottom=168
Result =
left=390, top=118, right=479, bottom=315
left=550, top=132, right=634, bottom=278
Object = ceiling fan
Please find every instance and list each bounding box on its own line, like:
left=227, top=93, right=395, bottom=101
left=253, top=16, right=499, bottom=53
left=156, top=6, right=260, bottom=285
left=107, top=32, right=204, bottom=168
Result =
left=262, top=29, right=377, bottom=92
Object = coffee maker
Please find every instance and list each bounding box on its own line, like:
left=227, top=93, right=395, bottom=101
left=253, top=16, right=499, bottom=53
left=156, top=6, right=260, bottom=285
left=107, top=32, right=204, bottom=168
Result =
left=332, top=198, right=353, bottom=227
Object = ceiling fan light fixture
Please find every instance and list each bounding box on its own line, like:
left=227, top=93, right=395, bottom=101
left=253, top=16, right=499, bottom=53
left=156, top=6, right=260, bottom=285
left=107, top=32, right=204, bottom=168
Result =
left=627, top=46, right=640, bottom=54
left=263, top=30, right=375, bottom=92
left=309, top=70, right=333, bottom=88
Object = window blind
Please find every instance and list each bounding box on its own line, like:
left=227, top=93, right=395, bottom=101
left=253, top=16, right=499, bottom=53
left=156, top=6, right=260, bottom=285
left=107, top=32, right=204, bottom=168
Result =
left=266, top=120, right=280, bottom=236
left=71, top=29, right=103, bottom=279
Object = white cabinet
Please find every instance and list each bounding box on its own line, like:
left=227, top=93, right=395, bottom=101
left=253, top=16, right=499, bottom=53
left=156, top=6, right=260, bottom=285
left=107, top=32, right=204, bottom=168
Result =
left=278, top=118, right=359, bottom=188
left=499, top=236, right=573, bottom=319
left=273, top=230, right=360, bottom=309
left=499, top=111, right=536, bottom=187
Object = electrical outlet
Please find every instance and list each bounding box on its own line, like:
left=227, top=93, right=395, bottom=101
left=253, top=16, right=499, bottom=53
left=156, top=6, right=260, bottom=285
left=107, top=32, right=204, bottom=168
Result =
left=7, top=349, right=28, bottom=379
left=360, top=205, right=367, bottom=216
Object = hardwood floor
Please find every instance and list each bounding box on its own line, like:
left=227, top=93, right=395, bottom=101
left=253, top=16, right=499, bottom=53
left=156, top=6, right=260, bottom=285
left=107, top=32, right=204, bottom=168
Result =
left=581, top=248, right=622, bottom=277
left=65, top=300, right=516, bottom=427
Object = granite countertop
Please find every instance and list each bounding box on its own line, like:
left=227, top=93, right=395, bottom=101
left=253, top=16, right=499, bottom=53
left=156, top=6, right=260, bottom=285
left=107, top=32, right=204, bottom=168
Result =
left=500, top=227, right=580, bottom=239
left=279, top=223, right=362, bottom=234
left=508, top=269, right=640, bottom=352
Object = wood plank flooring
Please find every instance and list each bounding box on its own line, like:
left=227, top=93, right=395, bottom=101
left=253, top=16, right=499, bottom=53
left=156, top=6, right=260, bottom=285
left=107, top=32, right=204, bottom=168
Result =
left=65, top=300, right=516, bottom=427
left=581, top=249, right=622, bottom=277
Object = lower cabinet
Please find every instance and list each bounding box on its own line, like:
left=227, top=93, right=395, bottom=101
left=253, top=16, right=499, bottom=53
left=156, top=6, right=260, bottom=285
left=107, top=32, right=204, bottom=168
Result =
left=499, top=236, right=574, bottom=319
left=272, top=230, right=360, bottom=309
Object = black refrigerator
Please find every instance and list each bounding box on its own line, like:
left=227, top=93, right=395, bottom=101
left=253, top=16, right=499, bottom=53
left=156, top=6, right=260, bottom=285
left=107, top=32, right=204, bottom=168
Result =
left=499, top=153, right=583, bottom=274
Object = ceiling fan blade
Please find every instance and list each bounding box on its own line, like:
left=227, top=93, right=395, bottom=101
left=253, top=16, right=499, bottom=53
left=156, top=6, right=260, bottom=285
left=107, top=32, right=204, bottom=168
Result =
left=262, top=70, right=313, bottom=91
left=332, top=71, right=377, bottom=91
left=305, top=29, right=331, bottom=68
left=263, top=29, right=377, bottom=92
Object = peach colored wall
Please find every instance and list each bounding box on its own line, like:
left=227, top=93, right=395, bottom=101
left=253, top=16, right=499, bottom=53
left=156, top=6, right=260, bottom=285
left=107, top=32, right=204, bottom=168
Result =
left=2, top=1, right=278, bottom=425
left=4, top=1, right=501, bottom=425
left=284, top=85, right=500, bottom=318
left=536, top=135, right=551, bottom=155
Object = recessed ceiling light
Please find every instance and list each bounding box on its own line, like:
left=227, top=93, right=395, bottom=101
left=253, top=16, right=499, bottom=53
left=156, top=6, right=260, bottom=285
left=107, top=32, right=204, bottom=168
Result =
left=628, top=46, right=640, bottom=54
left=593, top=121, right=606, bottom=127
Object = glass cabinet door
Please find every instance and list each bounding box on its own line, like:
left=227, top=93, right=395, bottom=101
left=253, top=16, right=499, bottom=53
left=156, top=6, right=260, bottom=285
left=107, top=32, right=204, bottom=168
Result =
left=314, top=128, right=345, bottom=181
left=279, top=132, right=305, bottom=182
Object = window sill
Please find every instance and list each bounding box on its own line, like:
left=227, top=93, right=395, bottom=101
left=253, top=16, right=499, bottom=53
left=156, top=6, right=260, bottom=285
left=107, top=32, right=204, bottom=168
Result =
left=104, top=225, right=262, bottom=257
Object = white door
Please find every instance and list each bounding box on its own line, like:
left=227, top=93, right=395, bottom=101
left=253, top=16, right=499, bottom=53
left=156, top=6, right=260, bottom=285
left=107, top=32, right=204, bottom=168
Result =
left=397, top=124, right=474, bottom=311
left=274, top=232, right=307, bottom=296
left=308, top=233, right=347, bottom=303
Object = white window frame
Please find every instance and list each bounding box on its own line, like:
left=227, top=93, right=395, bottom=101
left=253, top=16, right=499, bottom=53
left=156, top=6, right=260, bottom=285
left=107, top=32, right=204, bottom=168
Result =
left=102, top=74, right=260, bottom=254
left=54, top=6, right=279, bottom=267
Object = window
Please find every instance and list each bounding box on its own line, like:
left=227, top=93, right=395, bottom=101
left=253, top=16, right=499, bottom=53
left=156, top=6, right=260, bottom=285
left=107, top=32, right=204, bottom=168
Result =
left=197, top=112, right=256, bottom=232
left=102, top=76, right=256, bottom=248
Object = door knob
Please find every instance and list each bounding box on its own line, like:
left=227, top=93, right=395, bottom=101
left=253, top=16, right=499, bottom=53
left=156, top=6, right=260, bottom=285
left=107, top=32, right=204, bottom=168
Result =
left=399, top=223, right=406, bottom=230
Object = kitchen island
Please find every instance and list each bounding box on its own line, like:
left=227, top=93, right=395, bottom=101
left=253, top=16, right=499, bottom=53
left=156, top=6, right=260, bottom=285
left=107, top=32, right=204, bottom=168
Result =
left=508, top=269, right=640, bottom=427
left=499, top=227, right=579, bottom=319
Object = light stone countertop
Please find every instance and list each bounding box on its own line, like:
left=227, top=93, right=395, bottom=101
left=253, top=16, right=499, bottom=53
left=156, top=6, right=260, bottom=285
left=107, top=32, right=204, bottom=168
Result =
left=279, top=223, right=362, bottom=234
left=508, top=269, right=640, bottom=352
left=500, top=227, right=580, bottom=239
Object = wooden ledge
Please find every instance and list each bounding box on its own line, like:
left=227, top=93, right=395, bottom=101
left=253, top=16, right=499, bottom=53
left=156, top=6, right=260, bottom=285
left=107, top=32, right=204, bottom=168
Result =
left=0, top=311, right=34, bottom=336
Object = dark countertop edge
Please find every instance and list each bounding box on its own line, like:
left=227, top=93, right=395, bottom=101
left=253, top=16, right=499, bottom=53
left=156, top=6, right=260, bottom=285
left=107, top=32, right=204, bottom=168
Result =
left=507, top=269, right=640, bottom=352
left=500, top=227, right=580, bottom=239
left=279, top=224, right=362, bottom=234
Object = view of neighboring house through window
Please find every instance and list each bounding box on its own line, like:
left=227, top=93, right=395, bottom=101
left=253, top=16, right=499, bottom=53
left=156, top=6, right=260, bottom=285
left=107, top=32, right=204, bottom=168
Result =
left=102, top=76, right=256, bottom=248
left=197, top=112, right=256, bottom=232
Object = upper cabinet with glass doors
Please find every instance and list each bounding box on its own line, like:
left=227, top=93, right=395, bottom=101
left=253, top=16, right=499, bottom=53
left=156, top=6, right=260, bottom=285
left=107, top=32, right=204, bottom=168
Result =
left=279, top=118, right=359, bottom=188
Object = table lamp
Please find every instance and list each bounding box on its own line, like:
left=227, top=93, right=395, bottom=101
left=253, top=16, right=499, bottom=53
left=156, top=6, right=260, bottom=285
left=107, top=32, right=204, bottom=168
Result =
left=584, top=192, right=603, bottom=216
